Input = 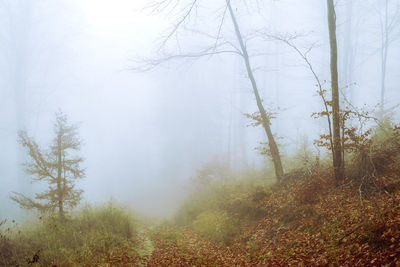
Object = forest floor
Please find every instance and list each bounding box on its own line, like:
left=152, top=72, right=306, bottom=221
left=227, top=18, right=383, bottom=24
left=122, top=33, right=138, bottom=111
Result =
left=2, top=171, right=400, bottom=266
left=108, top=173, right=400, bottom=266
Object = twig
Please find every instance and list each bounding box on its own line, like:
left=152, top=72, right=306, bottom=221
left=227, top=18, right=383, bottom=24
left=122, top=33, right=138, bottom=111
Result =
left=273, top=227, right=288, bottom=246
left=359, top=175, right=366, bottom=207
left=338, top=222, right=365, bottom=244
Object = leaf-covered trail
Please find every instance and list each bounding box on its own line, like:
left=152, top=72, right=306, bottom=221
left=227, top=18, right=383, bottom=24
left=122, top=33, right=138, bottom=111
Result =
left=144, top=226, right=247, bottom=266
left=105, top=175, right=400, bottom=266
left=139, top=176, right=400, bottom=266
left=136, top=227, right=155, bottom=258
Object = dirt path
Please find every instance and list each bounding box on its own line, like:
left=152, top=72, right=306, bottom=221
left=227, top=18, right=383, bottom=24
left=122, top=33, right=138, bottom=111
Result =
left=136, top=227, right=155, bottom=258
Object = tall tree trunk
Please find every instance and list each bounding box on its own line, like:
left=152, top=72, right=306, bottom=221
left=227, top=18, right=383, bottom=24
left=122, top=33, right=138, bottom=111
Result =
left=57, top=133, right=65, bottom=221
left=342, top=0, right=355, bottom=102
left=226, top=0, right=284, bottom=181
left=327, top=0, right=344, bottom=183
left=380, top=0, right=389, bottom=116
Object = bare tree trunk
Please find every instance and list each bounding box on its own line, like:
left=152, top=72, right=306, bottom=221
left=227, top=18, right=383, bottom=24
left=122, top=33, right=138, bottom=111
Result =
left=327, top=0, right=344, bottom=183
left=342, top=0, right=355, bottom=102
left=57, top=133, right=65, bottom=221
left=380, top=0, right=389, bottom=116
left=226, top=0, right=284, bottom=181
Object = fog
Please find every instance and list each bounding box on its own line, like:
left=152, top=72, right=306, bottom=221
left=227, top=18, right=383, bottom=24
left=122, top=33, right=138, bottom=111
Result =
left=1, top=0, right=399, bottom=220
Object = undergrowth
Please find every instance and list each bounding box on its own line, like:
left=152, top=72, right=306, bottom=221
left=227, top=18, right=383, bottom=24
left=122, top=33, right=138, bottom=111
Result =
left=0, top=203, right=139, bottom=266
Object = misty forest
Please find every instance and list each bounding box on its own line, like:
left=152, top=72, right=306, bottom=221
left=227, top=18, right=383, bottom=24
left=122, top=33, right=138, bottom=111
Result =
left=1, top=0, right=400, bottom=266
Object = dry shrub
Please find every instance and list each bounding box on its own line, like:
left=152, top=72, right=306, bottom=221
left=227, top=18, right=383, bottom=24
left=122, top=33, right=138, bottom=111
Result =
left=0, top=225, right=19, bottom=266
left=252, top=186, right=268, bottom=203
left=360, top=222, right=388, bottom=251
left=370, top=126, right=400, bottom=176
left=278, top=203, right=298, bottom=224
left=293, top=176, right=328, bottom=205
left=346, top=124, right=400, bottom=197
left=225, top=197, right=267, bottom=221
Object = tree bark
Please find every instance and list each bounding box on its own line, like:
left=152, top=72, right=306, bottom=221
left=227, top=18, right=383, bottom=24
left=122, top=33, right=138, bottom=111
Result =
left=226, top=0, right=284, bottom=181
left=380, top=0, right=389, bottom=115
left=57, top=132, right=65, bottom=221
left=342, top=0, right=355, bottom=102
left=327, top=0, right=344, bottom=183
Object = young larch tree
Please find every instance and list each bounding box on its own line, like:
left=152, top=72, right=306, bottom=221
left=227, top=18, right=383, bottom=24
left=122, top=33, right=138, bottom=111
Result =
left=10, top=112, right=85, bottom=221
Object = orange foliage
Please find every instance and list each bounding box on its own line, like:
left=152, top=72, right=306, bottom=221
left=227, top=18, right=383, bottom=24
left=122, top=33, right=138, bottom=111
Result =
left=97, top=172, right=400, bottom=266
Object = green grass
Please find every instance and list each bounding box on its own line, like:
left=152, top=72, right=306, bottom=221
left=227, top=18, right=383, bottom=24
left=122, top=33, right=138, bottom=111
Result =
left=174, top=167, right=275, bottom=245
left=0, top=202, right=138, bottom=266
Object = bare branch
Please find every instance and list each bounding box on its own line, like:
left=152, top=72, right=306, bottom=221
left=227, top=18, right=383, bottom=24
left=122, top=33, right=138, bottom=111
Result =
left=159, top=0, right=198, bottom=50
left=183, top=27, right=243, bottom=53
left=213, top=4, right=228, bottom=52
left=261, top=32, right=335, bottom=154
left=131, top=46, right=243, bottom=72
left=143, top=0, right=178, bottom=15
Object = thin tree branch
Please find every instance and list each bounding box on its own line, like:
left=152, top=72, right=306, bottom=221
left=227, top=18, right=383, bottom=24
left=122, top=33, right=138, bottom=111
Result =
left=131, top=47, right=242, bottom=72
left=159, top=0, right=198, bottom=50
left=262, top=33, right=335, bottom=155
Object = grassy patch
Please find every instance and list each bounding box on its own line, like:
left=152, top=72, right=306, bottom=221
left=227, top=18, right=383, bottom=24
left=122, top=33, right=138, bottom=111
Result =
left=0, top=203, right=139, bottom=266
